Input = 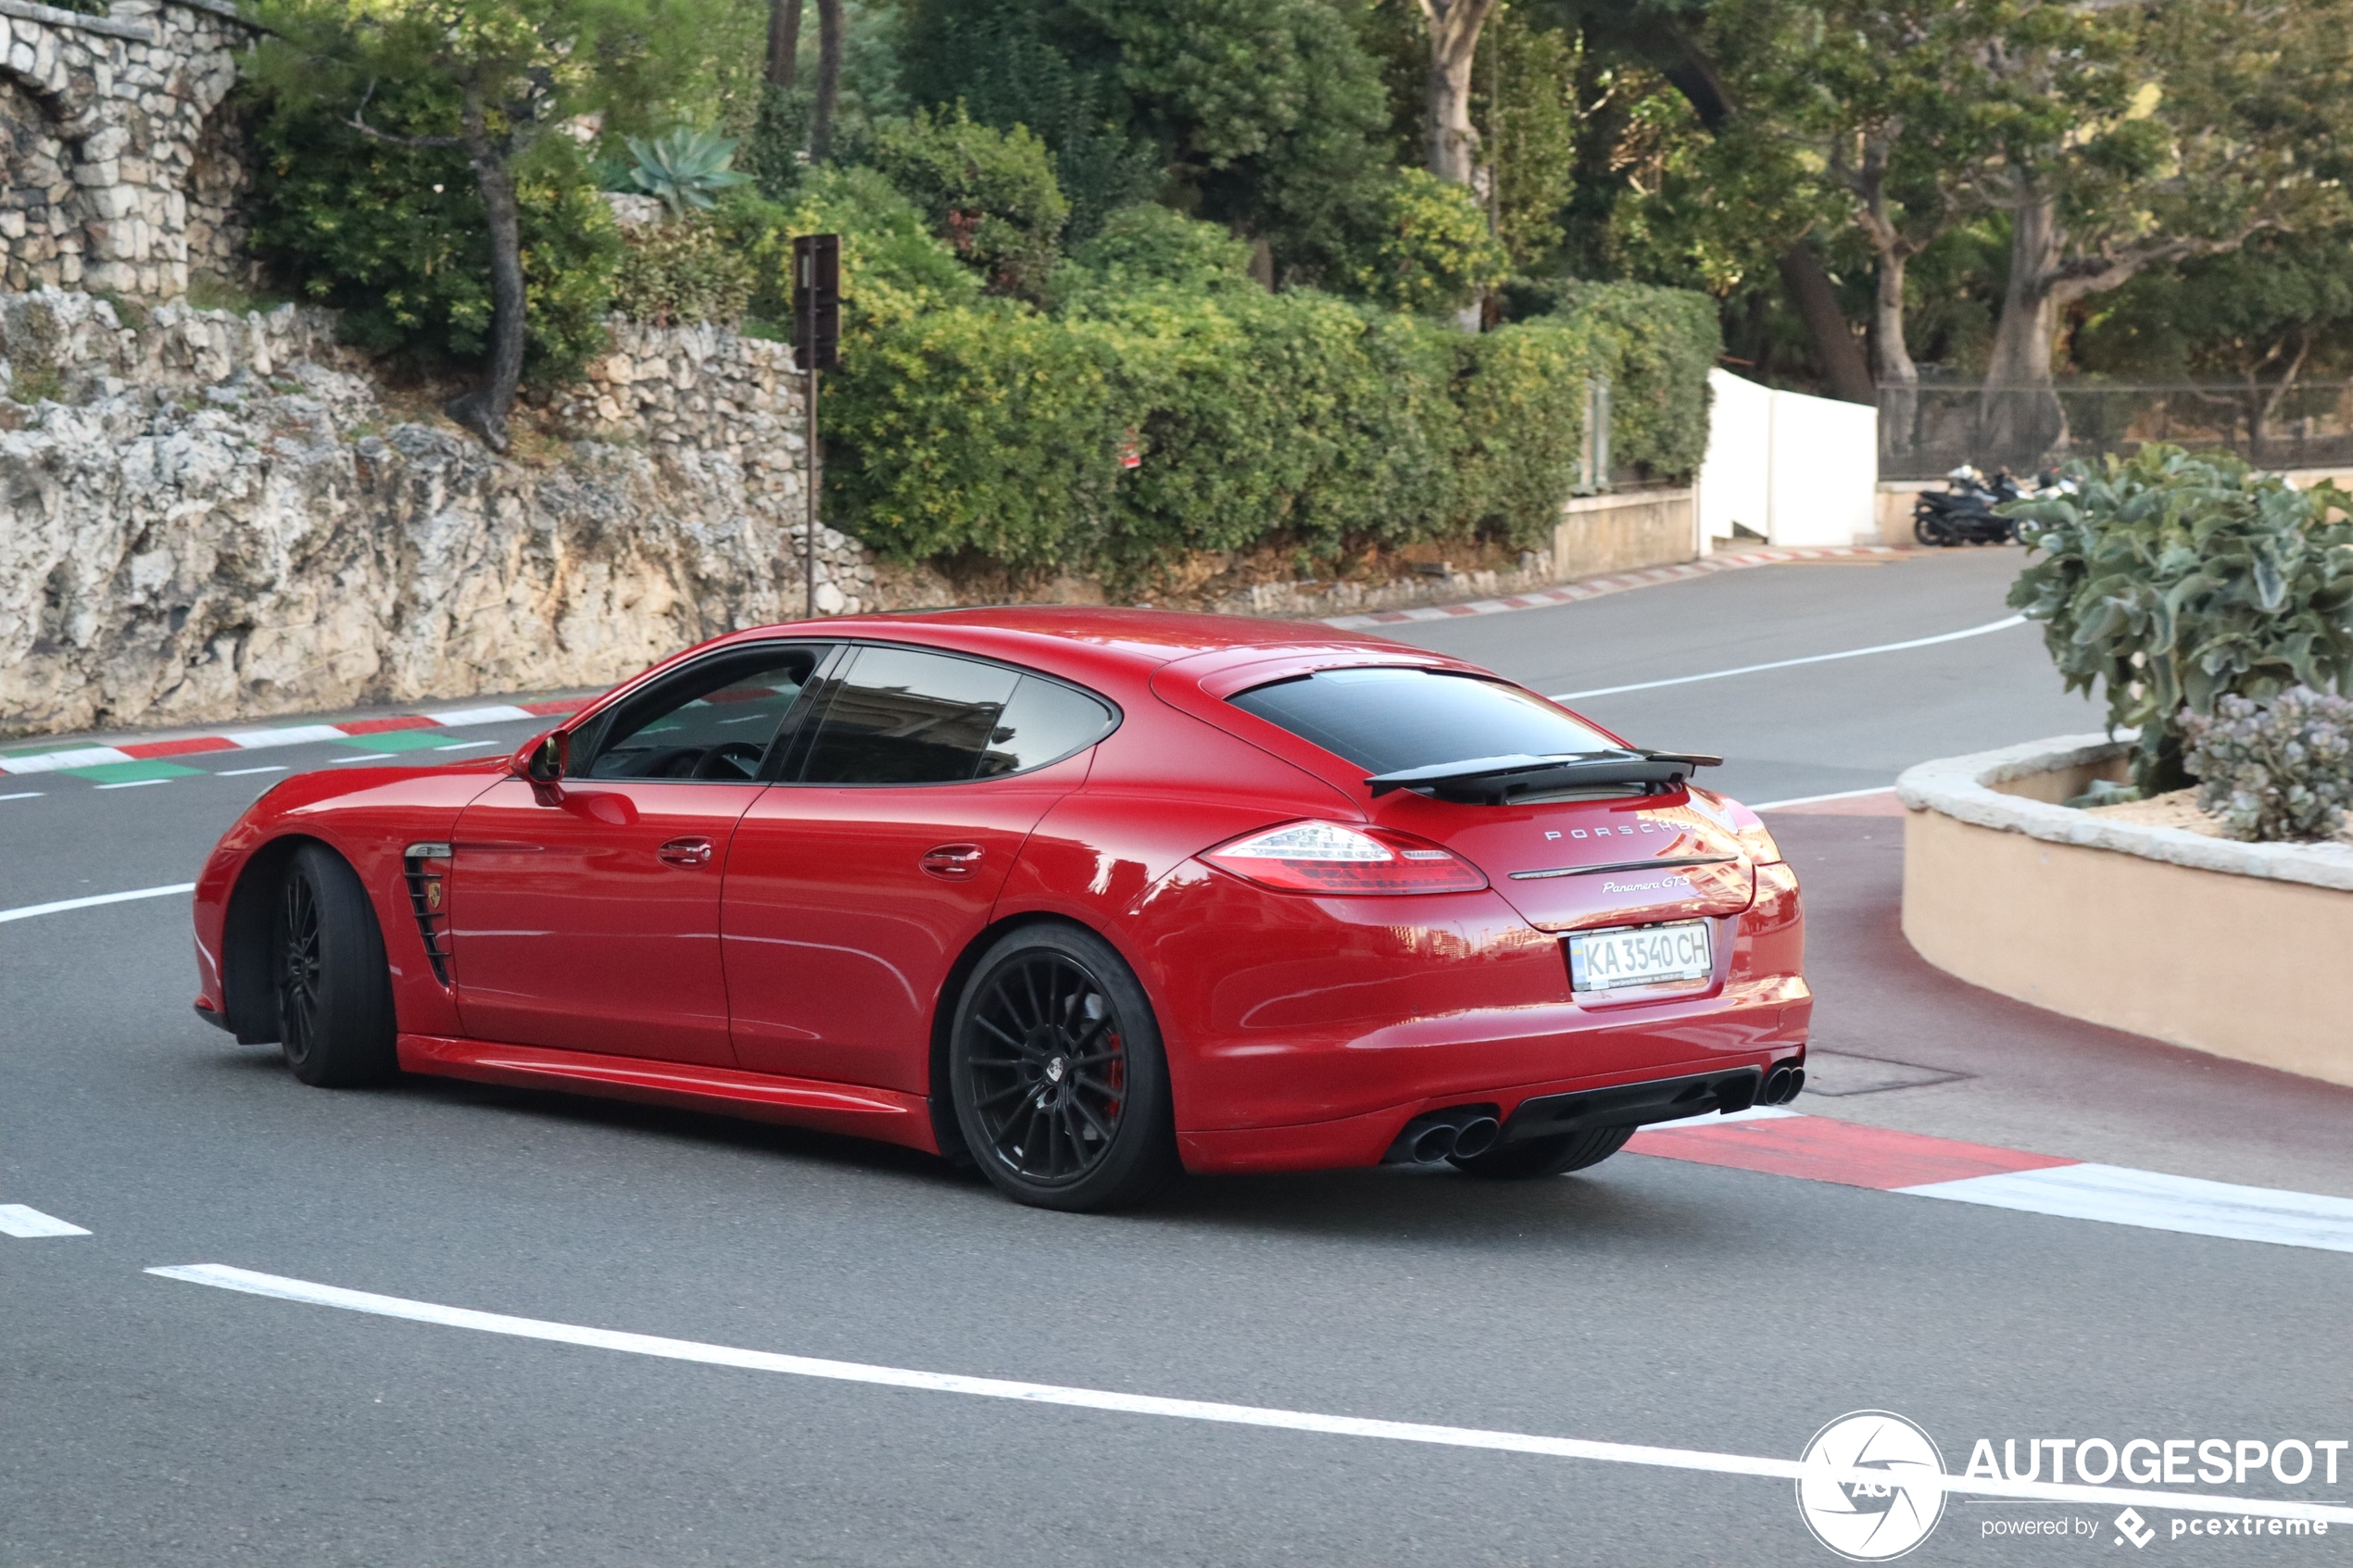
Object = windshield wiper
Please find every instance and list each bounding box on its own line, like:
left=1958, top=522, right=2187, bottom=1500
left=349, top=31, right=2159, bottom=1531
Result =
left=1363, top=749, right=1722, bottom=803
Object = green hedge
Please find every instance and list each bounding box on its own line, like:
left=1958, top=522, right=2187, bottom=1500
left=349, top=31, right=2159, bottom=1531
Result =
left=825, top=264, right=1718, bottom=578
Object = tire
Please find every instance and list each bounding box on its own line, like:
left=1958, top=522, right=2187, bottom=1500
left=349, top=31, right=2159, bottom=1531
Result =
left=1912, top=511, right=1949, bottom=546
left=948, top=923, right=1178, bottom=1212
left=272, top=843, right=399, bottom=1087
left=1450, top=1124, right=1636, bottom=1180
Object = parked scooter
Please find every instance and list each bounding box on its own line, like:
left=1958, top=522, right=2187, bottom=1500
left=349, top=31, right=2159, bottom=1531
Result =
left=1912, top=466, right=2070, bottom=546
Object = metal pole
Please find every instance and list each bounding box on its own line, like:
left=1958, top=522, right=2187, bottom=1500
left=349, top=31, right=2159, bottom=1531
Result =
left=806, top=363, right=819, bottom=620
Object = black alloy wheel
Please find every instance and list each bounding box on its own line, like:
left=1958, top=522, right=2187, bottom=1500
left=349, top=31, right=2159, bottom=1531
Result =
left=271, top=844, right=400, bottom=1087
left=1449, top=1123, right=1636, bottom=1180
left=949, top=925, right=1176, bottom=1211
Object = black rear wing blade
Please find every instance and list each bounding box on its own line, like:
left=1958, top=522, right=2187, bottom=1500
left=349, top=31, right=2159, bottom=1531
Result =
left=1364, top=749, right=1723, bottom=802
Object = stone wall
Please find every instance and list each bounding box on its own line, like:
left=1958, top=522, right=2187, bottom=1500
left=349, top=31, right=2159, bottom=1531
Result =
left=0, top=0, right=251, bottom=298
left=0, top=288, right=862, bottom=738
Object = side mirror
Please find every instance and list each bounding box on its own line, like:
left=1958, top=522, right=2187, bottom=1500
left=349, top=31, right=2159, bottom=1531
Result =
left=516, top=730, right=570, bottom=800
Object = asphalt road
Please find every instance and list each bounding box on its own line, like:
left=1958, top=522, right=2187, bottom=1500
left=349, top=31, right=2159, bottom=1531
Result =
left=5, top=548, right=2347, bottom=1568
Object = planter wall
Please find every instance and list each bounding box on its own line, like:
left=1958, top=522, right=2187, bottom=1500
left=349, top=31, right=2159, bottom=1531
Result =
left=1897, top=735, right=2353, bottom=1087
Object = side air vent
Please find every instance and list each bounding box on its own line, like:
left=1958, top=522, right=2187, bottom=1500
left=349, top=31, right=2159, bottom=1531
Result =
left=401, top=842, right=455, bottom=985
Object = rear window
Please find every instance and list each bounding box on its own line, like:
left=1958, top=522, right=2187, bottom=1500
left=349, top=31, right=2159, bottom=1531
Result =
left=1228, top=667, right=1614, bottom=775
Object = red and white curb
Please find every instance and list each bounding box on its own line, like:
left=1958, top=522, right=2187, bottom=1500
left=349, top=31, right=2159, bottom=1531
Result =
left=0, top=700, right=577, bottom=778
left=1633, top=1108, right=2353, bottom=1254
left=1322, top=546, right=1901, bottom=630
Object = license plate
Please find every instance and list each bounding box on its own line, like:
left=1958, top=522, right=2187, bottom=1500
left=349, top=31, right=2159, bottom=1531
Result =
left=1567, top=921, right=1713, bottom=992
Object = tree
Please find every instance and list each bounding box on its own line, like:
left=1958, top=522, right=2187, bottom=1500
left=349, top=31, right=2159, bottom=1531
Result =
left=767, top=0, right=800, bottom=89
left=1964, top=0, right=2353, bottom=454
left=251, top=0, right=701, bottom=449
left=1415, top=0, right=1496, bottom=185
left=811, top=0, right=844, bottom=159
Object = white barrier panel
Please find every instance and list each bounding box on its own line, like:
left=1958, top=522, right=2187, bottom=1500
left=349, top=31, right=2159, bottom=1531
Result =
left=1696, top=370, right=1879, bottom=549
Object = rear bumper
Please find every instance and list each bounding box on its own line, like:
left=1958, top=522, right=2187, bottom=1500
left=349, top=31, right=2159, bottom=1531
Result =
left=1176, top=1014, right=1808, bottom=1174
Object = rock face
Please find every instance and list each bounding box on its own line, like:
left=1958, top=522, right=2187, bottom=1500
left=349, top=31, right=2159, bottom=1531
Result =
left=0, top=288, right=859, bottom=738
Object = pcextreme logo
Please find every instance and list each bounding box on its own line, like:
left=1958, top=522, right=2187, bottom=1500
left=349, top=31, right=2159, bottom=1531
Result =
left=1796, top=1411, right=1948, bottom=1561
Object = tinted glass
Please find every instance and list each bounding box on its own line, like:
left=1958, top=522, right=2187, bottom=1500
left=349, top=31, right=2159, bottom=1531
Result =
left=1228, top=667, right=1614, bottom=774
left=580, top=646, right=824, bottom=781
left=799, top=646, right=1023, bottom=784
left=975, top=676, right=1117, bottom=777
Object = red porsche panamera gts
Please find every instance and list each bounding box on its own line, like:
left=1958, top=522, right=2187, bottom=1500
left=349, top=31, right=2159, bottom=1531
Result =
left=192, top=608, right=1808, bottom=1210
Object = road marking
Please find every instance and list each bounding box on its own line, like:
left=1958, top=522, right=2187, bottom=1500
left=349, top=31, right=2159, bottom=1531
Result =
left=221, top=724, right=349, bottom=749
left=0, top=791, right=43, bottom=801
left=1633, top=1113, right=2353, bottom=1254
left=1748, top=785, right=1897, bottom=811
left=435, top=740, right=497, bottom=751
left=0, top=884, right=196, bottom=924
left=0, top=1205, right=90, bottom=1237
left=1551, top=615, right=2028, bottom=702
left=215, top=765, right=286, bottom=777
left=1323, top=546, right=1906, bottom=630
left=333, top=753, right=395, bottom=762
left=94, top=778, right=171, bottom=790
left=426, top=705, right=537, bottom=726
left=1903, top=1163, right=2353, bottom=1253
left=145, top=1262, right=2353, bottom=1525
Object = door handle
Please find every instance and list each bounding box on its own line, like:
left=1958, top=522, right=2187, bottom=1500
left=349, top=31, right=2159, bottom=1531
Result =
left=658, top=836, right=715, bottom=867
left=920, top=843, right=986, bottom=880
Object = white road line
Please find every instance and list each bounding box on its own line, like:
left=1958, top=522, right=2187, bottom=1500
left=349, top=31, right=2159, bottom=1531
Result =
left=434, top=740, right=497, bottom=751
left=333, top=753, right=395, bottom=762
left=215, top=765, right=286, bottom=777
left=0, top=884, right=196, bottom=924
left=0, top=1205, right=90, bottom=1237
left=0, top=790, right=43, bottom=801
left=1749, top=786, right=1898, bottom=811
left=1902, top=1163, right=2353, bottom=1254
left=145, top=1262, right=2353, bottom=1524
left=94, top=778, right=171, bottom=790
left=1552, top=615, right=2028, bottom=702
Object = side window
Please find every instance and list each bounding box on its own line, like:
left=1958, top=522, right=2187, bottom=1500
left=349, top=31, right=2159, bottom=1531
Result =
left=799, top=646, right=1021, bottom=784
left=577, top=646, right=827, bottom=782
left=975, top=676, right=1116, bottom=777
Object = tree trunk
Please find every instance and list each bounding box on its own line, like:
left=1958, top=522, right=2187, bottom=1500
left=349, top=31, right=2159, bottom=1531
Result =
left=765, top=0, right=801, bottom=90
left=1871, top=248, right=1918, bottom=468
left=447, top=108, right=525, bottom=453
left=1778, top=245, right=1875, bottom=405
left=1982, top=185, right=2068, bottom=467
left=809, top=0, right=842, bottom=162
left=1418, top=0, right=1494, bottom=185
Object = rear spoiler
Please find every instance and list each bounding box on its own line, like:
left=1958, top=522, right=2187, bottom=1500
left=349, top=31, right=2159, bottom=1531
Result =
left=1364, top=749, right=1722, bottom=804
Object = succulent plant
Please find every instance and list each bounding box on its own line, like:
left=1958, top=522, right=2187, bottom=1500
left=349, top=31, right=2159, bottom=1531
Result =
left=2182, top=686, right=2353, bottom=842
left=626, top=127, right=751, bottom=220
left=2007, top=445, right=2353, bottom=793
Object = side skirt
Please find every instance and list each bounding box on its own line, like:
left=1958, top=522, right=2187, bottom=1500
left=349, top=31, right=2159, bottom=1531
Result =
left=395, top=1035, right=941, bottom=1156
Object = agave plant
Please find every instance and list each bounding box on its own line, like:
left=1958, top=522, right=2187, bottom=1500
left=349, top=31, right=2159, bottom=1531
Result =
left=2007, top=445, right=2353, bottom=792
left=626, top=127, right=751, bottom=219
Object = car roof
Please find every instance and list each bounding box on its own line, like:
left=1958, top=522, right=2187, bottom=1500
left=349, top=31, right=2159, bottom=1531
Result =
left=712, top=606, right=1439, bottom=691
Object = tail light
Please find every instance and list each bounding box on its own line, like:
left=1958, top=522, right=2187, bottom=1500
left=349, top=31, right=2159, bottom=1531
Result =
left=1201, top=821, right=1489, bottom=896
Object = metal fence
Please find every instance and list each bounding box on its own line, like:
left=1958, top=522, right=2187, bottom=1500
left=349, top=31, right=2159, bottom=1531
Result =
left=1877, top=381, right=2353, bottom=481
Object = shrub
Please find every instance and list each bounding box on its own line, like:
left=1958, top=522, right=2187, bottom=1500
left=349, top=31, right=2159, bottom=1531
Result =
left=1546, top=280, right=1719, bottom=481
left=249, top=90, right=619, bottom=383
left=2182, top=686, right=2353, bottom=842
left=1058, top=204, right=1254, bottom=295
left=1349, top=169, right=1510, bottom=315
left=866, top=105, right=1071, bottom=299
left=2008, top=445, right=2353, bottom=792
left=747, top=167, right=982, bottom=331
left=823, top=299, right=1121, bottom=570
left=611, top=215, right=754, bottom=326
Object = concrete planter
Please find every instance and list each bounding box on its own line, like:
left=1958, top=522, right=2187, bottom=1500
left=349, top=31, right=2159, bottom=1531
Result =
left=1896, top=735, right=2353, bottom=1087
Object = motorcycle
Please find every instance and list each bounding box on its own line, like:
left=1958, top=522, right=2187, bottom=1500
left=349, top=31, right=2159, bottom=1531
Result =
left=1912, top=466, right=2070, bottom=546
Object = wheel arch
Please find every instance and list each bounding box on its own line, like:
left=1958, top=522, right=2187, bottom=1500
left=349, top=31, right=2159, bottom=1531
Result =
left=219, top=833, right=339, bottom=1044
left=925, top=909, right=1153, bottom=1163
